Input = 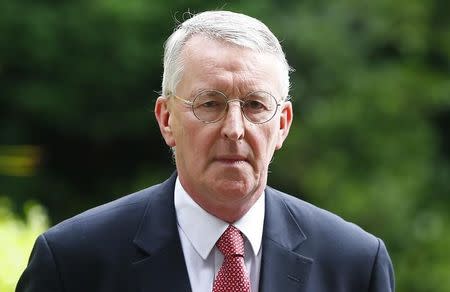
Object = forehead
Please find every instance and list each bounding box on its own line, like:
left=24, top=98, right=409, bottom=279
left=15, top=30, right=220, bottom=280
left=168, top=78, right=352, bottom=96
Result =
left=177, top=35, right=284, bottom=96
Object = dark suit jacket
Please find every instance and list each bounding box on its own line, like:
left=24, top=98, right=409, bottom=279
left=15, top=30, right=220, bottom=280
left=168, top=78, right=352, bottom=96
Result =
left=16, top=173, right=394, bottom=291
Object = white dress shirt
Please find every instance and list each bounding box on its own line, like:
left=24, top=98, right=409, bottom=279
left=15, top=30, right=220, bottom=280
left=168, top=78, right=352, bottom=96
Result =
left=174, top=177, right=265, bottom=292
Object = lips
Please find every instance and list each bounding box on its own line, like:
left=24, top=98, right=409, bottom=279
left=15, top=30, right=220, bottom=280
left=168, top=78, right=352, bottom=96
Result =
left=215, top=155, right=249, bottom=164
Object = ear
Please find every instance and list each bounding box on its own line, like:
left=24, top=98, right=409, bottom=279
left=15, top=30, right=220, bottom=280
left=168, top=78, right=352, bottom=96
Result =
left=275, top=101, right=293, bottom=150
left=155, top=96, right=176, bottom=147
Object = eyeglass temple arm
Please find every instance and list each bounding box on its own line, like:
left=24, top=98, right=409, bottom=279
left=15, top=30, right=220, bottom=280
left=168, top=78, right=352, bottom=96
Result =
left=277, top=95, right=292, bottom=106
left=172, top=94, right=194, bottom=106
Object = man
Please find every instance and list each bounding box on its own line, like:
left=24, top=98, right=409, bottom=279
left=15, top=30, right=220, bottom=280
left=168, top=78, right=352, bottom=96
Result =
left=17, top=10, right=395, bottom=292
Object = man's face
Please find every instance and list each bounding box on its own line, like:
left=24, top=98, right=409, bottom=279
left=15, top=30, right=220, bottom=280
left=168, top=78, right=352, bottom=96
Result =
left=156, top=35, right=292, bottom=222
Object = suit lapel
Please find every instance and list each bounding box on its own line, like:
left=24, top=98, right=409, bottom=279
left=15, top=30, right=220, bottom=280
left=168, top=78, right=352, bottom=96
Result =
left=259, top=188, right=313, bottom=292
left=131, top=173, right=192, bottom=292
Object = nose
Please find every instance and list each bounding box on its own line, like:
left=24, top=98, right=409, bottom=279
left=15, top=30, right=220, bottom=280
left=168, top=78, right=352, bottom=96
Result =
left=220, top=101, right=245, bottom=141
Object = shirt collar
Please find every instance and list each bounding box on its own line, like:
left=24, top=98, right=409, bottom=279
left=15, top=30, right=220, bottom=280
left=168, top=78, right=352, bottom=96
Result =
left=174, top=177, right=265, bottom=260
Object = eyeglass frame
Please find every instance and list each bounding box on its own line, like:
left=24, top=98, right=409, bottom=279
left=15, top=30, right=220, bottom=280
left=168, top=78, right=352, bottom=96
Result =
left=169, top=89, right=291, bottom=124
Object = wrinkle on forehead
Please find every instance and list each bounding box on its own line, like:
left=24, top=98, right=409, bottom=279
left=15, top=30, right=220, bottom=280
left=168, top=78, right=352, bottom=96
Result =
left=179, top=35, right=284, bottom=98
left=204, top=71, right=269, bottom=97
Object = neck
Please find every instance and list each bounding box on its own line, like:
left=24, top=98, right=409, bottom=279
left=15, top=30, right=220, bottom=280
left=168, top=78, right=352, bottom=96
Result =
left=183, top=184, right=264, bottom=223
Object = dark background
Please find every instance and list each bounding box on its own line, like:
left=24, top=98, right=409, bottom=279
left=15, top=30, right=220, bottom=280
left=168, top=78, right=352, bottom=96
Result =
left=1, top=1, right=449, bottom=291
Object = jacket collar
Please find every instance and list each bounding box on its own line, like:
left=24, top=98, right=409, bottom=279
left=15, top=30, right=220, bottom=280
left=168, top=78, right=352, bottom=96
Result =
left=132, top=173, right=192, bottom=292
left=259, top=187, right=313, bottom=292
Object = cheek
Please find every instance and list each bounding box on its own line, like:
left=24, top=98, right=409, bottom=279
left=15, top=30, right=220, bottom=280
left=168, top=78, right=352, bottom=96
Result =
left=251, top=128, right=278, bottom=161
left=171, top=112, right=195, bottom=145
left=265, top=128, right=281, bottom=158
left=180, top=125, right=212, bottom=160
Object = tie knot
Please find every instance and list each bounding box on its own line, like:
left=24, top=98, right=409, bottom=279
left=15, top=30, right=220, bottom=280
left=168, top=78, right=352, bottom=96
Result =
left=216, top=225, right=245, bottom=257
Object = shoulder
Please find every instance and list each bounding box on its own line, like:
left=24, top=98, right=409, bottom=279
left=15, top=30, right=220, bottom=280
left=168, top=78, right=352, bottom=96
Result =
left=266, top=187, right=395, bottom=291
left=266, top=186, right=380, bottom=254
left=43, top=178, right=172, bottom=247
left=16, top=175, right=178, bottom=291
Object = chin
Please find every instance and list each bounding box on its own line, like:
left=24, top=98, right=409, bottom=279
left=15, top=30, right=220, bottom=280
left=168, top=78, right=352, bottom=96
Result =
left=211, top=178, right=256, bottom=200
left=204, top=167, right=262, bottom=198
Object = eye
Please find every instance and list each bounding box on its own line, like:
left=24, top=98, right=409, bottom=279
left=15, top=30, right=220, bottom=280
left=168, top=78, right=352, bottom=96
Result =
left=243, top=91, right=275, bottom=113
left=245, top=99, right=266, bottom=111
left=193, top=91, right=227, bottom=111
left=199, top=100, right=222, bottom=108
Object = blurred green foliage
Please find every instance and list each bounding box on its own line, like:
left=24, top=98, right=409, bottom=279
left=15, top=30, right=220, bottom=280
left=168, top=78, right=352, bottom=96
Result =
left=0, top=198, right=48, bottom=292
left=0, top=0, right=449, bottom=291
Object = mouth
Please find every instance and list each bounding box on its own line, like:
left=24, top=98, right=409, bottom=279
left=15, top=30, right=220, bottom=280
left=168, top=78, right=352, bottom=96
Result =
left=215, top=155, right=249, bottom=165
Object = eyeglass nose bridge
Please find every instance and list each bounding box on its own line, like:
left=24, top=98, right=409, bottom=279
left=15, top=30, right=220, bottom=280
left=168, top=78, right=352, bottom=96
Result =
left=222, top=98, right=247, bottom=118
left=196, top=98, right=245, bottom=124
left=225, top=98, right=245, bottom=108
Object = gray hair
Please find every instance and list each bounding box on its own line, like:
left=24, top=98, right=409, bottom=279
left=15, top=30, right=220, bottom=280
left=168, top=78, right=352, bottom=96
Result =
left=162, top=10, right=292, bottom=98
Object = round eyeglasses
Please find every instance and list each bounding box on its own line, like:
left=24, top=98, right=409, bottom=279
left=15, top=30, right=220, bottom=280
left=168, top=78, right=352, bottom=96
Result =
left=171, top=90, right=290, bottom=124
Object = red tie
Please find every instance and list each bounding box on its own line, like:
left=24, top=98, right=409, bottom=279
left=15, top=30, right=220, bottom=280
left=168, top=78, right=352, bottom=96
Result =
left=212, top=225, right=251, bottom=292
